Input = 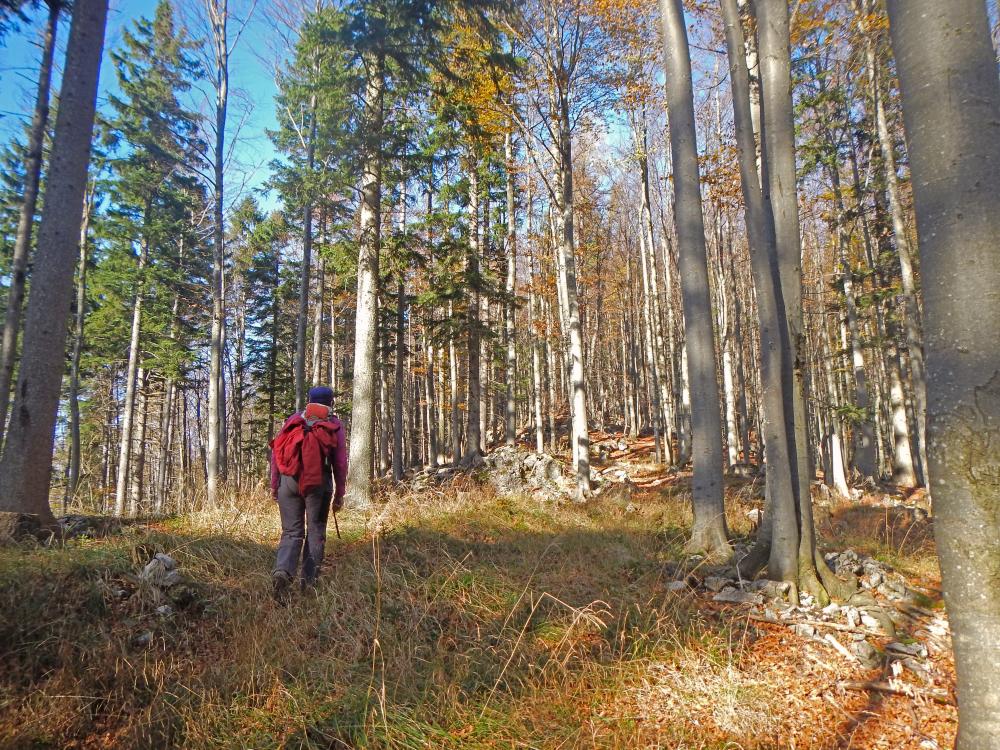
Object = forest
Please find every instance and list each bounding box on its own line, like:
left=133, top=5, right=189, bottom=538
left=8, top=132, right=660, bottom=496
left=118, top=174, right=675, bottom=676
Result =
left=0, top=0, right=998, bottom=748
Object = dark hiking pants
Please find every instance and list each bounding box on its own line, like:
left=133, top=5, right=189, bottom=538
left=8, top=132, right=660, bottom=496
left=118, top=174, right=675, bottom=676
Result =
left=274, top=473, right=331, bottom=583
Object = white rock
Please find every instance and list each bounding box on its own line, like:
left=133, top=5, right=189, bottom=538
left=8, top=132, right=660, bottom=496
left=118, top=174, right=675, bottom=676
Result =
left=704, top=576, right=733, bottom=592
left=154, top=552, right=177, bottom=570
left=713, top=589, right=763, bottom=605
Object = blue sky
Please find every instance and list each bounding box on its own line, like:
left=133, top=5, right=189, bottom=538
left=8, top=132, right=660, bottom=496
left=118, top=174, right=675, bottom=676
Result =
left=0, top=0, right=283, bottom=212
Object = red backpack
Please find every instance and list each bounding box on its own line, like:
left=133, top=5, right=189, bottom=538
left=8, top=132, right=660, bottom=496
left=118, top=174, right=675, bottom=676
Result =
left=270, top=404, right=340, bottom=496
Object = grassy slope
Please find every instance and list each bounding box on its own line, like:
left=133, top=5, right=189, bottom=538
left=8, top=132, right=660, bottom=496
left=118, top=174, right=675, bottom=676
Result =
left=0, top=474, right=947, bottom=749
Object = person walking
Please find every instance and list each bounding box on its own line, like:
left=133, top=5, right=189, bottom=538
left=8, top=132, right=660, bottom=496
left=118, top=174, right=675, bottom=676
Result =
left=269, top=385, right=347, bottom=602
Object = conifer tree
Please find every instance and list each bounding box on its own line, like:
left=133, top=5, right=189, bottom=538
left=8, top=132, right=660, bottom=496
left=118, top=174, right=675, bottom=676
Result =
left=103, top=0, right=204, bottom=515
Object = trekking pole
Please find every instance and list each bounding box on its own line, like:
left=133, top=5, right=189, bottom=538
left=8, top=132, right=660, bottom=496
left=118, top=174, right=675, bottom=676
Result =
left=333, top=511, right=341, bottom=540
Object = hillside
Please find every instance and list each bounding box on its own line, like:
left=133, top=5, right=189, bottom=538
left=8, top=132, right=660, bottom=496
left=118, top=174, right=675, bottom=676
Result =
left=0, top=450, right=955, bottom=749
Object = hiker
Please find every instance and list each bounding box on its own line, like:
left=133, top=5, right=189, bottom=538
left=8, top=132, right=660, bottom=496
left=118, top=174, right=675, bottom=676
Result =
left=269, top=386, right=347, bottom=600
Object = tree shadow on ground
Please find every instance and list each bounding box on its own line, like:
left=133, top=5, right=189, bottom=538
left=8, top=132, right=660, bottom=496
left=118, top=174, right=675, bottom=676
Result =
left=0, top=494, right=952, bottom=749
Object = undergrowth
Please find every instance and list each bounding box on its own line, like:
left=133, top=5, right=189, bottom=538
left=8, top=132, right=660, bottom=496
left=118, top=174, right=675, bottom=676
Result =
left=0, top=477, right=939, bottom=749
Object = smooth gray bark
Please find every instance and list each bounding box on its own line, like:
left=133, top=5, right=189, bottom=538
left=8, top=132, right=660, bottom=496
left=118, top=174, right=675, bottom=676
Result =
left=887, top=2, right=1000, bottom=746
left=659, top=0, right=730, bottom=560
left=504, top=131, right=517, bottom=447
left=554, top=105, right=592, bottom=496
left=722, top=0, right=797, bottom=583
left=757, top=0, right=844, bottom=601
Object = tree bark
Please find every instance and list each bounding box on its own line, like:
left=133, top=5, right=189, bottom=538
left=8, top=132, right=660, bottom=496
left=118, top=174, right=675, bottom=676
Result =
left=886, top=3, right=1000, bottom=746
left=67, top=183, right=92, bottom=503
left=296, top=92, right=318, bottom=409
left=756, top=0, right=841, bottom=601
left=392, top=281, right=405, bottom=482
left=463, top=164, right=482, bottom=463
left=115, top=232, right=148, bottom=516
left=0, top=0, right=107, bottom=522
left=504, top=131, right=517, bottom=447
left=555, top=97, right=592, bottom=496
left=345, top=57, right=384, bottom=507
left=660, top=0, right=729, bottom=559
left=0, top=0, right=60, bottom=446
left=206, top=0, right=229, bottom=507
left=856, top=0, right=929, bottom=487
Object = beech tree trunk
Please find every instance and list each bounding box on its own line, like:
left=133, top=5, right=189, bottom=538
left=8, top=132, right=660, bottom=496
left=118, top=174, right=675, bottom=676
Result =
left=504, top=131, right=517, bottom=447
left=0, top=0, right=108, bottom=522
left=886, top=2, right=1000, bottom=746
left=660, top=0, right=730, bottom=560
left=756, top=0, right=844, bottom=602
left=856, top=0, right=929, bottom=487
left=555, top=98, right=592, bottom=497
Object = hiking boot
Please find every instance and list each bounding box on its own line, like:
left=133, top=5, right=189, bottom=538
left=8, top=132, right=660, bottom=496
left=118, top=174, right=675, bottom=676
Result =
left=272, top=570, right=293, bottom=605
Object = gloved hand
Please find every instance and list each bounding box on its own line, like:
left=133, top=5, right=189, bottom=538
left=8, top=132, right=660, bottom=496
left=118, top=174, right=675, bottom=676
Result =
left=331, top=494, right=344, bottom=513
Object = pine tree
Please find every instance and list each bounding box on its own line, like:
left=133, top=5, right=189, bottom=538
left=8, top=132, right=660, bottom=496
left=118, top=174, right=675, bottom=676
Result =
left=103, top=0, right=204, bottom=515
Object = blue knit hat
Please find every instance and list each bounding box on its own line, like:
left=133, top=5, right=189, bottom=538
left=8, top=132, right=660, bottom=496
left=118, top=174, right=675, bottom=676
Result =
left=308, top=386, right=334, bottom=406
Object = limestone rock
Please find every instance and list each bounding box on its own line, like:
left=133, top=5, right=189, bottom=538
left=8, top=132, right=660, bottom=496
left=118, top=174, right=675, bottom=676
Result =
left=713, top=588, right=763, bottom=605
left=852, top=639, right=883, bottom=669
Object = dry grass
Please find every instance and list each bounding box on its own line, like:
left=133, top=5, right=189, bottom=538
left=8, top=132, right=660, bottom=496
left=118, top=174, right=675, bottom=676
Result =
left=0, top=476, right=950, bottom=749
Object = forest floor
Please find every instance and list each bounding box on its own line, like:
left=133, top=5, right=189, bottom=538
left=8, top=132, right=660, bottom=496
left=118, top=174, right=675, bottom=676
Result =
left=0, top=438, right=956, bottom=749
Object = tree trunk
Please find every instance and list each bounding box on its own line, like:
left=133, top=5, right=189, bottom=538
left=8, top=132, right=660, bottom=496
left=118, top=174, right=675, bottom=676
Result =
left=449, top=308, right=462, bottom=463
left=886, top=3, right=1000, bottom=745
left=463, top=164, right=482, bottom=463
left=67, top=183, right=92, bottom=503
left=345, top=58, right=384, bottom=508
left=555, top=98, right=592, bottom=497
left=0, top=0, right=60, bottom=446
left=311, top=253, right=325, bottom=387
left=756, top=0, right=841, bottom=601
left=392, top=281, right=405, bottom=482
left=115, top=233, right=148, bottom=517
left=206, top=0, right=229, bottom=507
left=155, top=378, right=175, bottom=512
left=660, top=0, right=729, bottom=559
left=856, top=0, right=929, bottom=487
left=504, top=131, right=517, bottom=447
left=296, top=93, right=319, bottom=408
left=129, top=369, right=148, bottom=516
left=0, top=0, right=107, bottom=522
left=829, top=165, right=878, bottom=481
